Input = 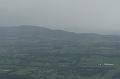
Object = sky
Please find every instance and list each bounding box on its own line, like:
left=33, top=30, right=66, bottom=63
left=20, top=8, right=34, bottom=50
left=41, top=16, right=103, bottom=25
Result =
left=0, top=0, right=120, bottom=34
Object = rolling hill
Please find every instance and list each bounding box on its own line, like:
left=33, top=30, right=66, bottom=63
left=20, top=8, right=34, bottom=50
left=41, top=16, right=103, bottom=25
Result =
left=0, top=25, right=120, bottom=79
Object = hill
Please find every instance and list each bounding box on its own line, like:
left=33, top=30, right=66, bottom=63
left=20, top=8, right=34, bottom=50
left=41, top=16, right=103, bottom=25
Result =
left=0, top=25, right=120, bottom=79
left=0, top=25, right=120, bottom=55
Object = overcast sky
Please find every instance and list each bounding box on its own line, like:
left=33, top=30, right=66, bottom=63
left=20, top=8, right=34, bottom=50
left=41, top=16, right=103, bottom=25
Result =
left=0, top=0, right=120, bottom=34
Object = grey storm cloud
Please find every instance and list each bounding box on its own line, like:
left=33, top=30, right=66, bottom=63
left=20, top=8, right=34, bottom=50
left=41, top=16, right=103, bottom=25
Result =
left=0, top=0, right=120, bottom=34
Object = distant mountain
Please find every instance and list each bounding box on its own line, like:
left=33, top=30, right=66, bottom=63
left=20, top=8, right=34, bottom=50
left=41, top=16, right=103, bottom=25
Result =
left=0, top=25, right=120, bottom=42
left=0, top=25, right=80, bottom=41
left=0, top=25, right=120, bottom=55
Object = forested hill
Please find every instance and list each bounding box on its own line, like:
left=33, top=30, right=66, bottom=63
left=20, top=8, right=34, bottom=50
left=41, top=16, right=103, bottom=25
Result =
left=0, top=25, right=120, bottom=41
left=0, top=25, right=120, bottom=55
left=0, top=25, right=79, bottom=41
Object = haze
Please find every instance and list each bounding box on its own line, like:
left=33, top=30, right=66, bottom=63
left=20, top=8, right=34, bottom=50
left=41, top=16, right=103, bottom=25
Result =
left=0, top=0, right=120, bottom=34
